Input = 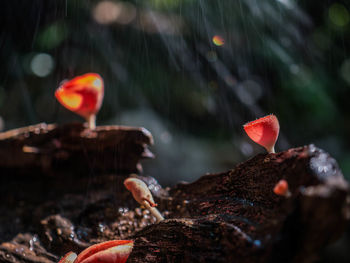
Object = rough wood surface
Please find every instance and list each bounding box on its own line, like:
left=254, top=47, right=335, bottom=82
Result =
left=0, top=123, right=154, bottom=176
left=0, top=124, right=348, bottom=263
left=129, top=145, right=350, bottom=263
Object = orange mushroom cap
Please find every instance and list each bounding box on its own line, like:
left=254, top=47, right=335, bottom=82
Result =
left=243, top=114, right=280, bottom=153
left=273, top=179, right=289, bottom=197
left=55, top=73, right=104, bottom=120
left=75, top=240, right=134, bottom=263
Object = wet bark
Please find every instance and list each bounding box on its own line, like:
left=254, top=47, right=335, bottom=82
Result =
left=0, top=122, right=154, bottom=176
left=130, top=145, right=350, bottom=263
left=0, top=124, right=348, bottom=263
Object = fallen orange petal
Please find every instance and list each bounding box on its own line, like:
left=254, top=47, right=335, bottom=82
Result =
left=55, top=73, right=104, bottom=120
left=243, top=114, right=280, bottom=153
left=75, top=240, right=133, bottom=263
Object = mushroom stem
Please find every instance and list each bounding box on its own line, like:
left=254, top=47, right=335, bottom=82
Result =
left=87, top=114, right=96, bottom=130
left=267, top=146, right=275, bottom=154
left=142, top=201, right=164, bottom=223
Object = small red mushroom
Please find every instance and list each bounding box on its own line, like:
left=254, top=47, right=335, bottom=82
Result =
left=55, top=73, right=104, bottom=129
left=124, top=177, right=164, bottom=223
left=58, top=240, right=133, bottom=263
left=243, top=114, right=280, bottom=153
left=273, top=179, right=291, bottom=198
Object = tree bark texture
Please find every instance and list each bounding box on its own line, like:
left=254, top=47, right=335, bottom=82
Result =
left=0, top=123, right=154, bottom=176
left=0, top=124, right=348, bottom=263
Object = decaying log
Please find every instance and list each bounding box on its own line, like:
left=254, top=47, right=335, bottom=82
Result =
left=0, top=123, right=153, bottom=176
left=0, top=123, right=348, bottom=263
left=129, top=145, right=350, bottom=263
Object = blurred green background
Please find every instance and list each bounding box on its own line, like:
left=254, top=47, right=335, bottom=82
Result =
left=0, top=0, right=349, bottom=185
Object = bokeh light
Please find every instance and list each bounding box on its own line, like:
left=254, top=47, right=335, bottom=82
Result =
left=36, top=22, right=68, bottom=49
left=93, top=1, right=120, bottom=25
left=212, top=35, right=225, bottom=46
left=93, top=1, right=136, bottom=25
left=329, top=3, right=350, bottom=27
left=30, top=53, right=54, bottom=77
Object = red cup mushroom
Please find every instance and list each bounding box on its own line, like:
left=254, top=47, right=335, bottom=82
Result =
left=58, top=240, right=133, bottom=263
left=273, top=179, right=291, bottom=198
left=55, top=73, right=104, bottom=129
left=243, top=114, right=280, bottom=153
left=124, top=177, right=164, bottom=223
